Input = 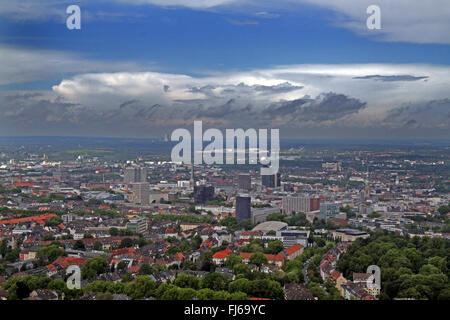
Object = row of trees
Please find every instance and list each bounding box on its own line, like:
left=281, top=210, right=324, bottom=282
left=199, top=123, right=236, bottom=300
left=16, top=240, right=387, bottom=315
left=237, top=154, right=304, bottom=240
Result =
left=238, top=238, right=284, bottom=255
left=2, top=270, right=284, bottom=300
left=220, top=216, right=253, bottom=231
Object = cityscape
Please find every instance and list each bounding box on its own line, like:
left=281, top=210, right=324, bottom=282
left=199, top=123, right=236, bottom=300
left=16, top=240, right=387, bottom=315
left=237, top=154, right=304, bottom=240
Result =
left=0, top=138, right=448, bottom=301
left=0, top=0, right=449, bottom=306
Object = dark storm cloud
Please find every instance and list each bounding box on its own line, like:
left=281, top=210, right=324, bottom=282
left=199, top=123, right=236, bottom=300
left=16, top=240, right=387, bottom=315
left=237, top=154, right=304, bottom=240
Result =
left=119, top=99, right=140, bottom=109
left=0, top=95, right=89, bottom=129
left=3, top=92, right=44, bottom=102
left=384, top=98, right=450, bottom=128
left=353, top=75, right=429, bottom=82
left=2, top=87, right=448, bottom=138
left=265, top=92, right=367, bottom=123
left=0, top=89, right=365, bottom=134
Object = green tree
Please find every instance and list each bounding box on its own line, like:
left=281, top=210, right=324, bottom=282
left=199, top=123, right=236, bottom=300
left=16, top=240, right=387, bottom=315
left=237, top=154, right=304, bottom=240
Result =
left=72, top=240, right=85, bottom=251
left=230, top=291, right=248, bottom=300
left=119, top=238, right=133, bottom=248
left=437, top=205, right=449, bottom=215
left=93, top=240, right=103, bottom=251
left=109, top=227, right=119, bottom=236
left=121, top=273, right=134, bottom=283
left=139, top=263, right=152, bottom=275
left=130, top=276, right=157, bottom=299
left=233, top=263, right=251, bottom=277
left=96, top=292, right=113, bottom=300
left=82, top=257, right=109, bottom=280
left=201, top=272, right=231, bottom=291
left=225, top=254, right=243, bottom=269
left=228, top=278, right=250, bottom=294
left=249, top=252, right=268, bottom=269
left=36, top=244, right=66, bottom=265
left=195, top=288, right=215, bottom=300
left=117, top=261, right=128, bottom=271
left=248, top=279, right=285, bottom=300
left=177, top=288, right=197, bottom=300
left=266, top=212, right=286, bottom=222
left=174, top=273, right=200, bottom=290
left=265, top=240, right=284, bottom=254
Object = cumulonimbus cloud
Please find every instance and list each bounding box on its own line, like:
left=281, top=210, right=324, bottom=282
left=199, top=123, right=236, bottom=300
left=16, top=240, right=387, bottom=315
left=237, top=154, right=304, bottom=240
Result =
left=1, top=62, right=449, bottom=138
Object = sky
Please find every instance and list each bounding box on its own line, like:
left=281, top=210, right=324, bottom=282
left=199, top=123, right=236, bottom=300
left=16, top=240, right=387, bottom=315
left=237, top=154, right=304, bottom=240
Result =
left=0, top=0, right=449, bottom=139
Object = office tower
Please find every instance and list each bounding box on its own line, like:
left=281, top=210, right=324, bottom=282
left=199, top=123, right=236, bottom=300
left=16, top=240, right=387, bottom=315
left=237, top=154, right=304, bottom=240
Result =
left=124, top=167, right=147, bottom=184
left=236, top=195, right=251, bottom=222
left=132, top=183, right=150, bottom=206
left=54, top=167, right=63, bottom=181
left=282, top=196, right=310, bottom=215
left=319, top=203, right=339, bottom=220
left=261, top=171, right=281, bottom=188
left=309, top=197, right=321, bottom=211
left=127, top=217, right=148, bottom=234
left=364, top=163, right=371, bottom=200
left=190, top=164, right=195, bottom=188
left=237, top=174, right=251, bottom=191
left=193, top=184, right=215, bottom=204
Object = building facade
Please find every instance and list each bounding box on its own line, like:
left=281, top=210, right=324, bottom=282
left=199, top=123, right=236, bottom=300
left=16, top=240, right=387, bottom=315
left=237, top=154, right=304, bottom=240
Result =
left=132, top=183, right=150, bottom=206
left=126, top=217, right=148, bottom=234
left=193, top=185, right=215, bottom=204
left=237, top=174, right=251, bottom=191
left=319, top=203, right=340, bottom=220
left=124, top=167, right=147, bottom=184
left=236, top=195, right=251, bottom=222
left=282, top=196, right=310, bottom=215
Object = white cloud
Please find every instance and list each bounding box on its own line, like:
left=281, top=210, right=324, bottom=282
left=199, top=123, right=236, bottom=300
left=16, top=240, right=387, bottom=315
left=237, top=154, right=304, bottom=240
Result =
left=115, top=0, right=236, bottom=9
left=0, top=46, right=149, bottom=86
left=50, top=63, right=450, bottom=124
left=2, top=62, right=449, bottom=138
left=290, top=0, right=450, bottom=44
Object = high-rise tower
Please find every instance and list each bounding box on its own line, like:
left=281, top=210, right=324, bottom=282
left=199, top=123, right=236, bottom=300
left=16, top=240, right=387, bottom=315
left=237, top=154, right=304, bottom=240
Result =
left=190, top=164, right=195, bottom=188
left=364, top=160, right=370, bottom=199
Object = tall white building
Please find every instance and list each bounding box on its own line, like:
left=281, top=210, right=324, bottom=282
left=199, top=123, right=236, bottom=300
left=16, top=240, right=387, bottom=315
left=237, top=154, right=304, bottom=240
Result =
left=282, top=196, right=310, bottom=215
left=132, top=183, right=150, bottom=206
left=124, top=167, right=147, bottom=184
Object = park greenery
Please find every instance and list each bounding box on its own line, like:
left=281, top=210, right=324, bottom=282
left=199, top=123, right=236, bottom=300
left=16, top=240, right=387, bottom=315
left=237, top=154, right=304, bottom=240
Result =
left=337, top=231, right=450, bottom=300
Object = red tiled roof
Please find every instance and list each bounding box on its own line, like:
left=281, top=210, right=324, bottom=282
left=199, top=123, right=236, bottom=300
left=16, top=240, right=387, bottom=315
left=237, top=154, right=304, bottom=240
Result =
left=285, top=244, right=303, bottom=255
left=128, top=265, right=139, bottom=274
left=331, top=270, right=341, bottom=280
left=239, top=252, right=253, bottom=260
left=265, top=252, right=286, bottom=262
left=239, top=252, right=285, bottom=263
left=52, top=256, right=86, bottom=268
left=213, top=248, right=232, bottom=259
left=111, top=247, right=135, bottom=256
left=202, top=239, right=213, bottom=248
left=0, top=213, right=57, bottom=225
left=176, top=252, right=185, bottom=260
